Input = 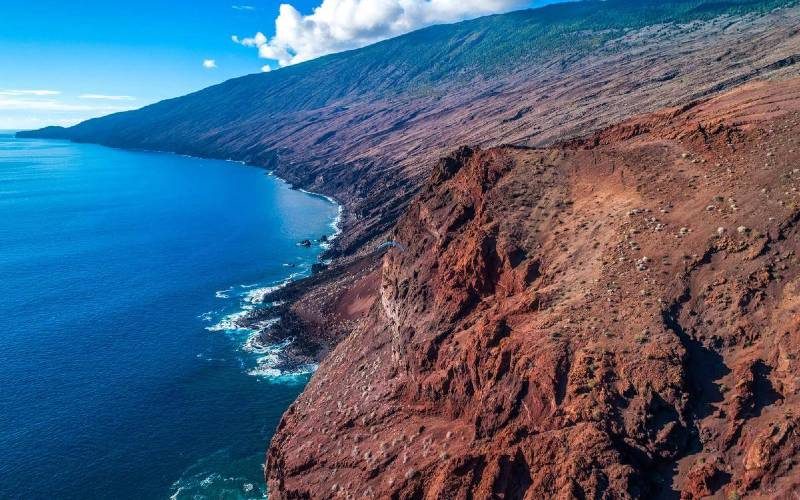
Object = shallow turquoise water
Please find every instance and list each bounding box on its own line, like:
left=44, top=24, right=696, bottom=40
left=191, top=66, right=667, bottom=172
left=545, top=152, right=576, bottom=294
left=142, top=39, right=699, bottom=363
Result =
left=0, top=135, right=339, bottom=499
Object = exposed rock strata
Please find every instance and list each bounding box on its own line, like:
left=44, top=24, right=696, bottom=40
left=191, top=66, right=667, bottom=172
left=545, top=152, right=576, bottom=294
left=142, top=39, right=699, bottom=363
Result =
left=267, top=78, right=800, bottom=498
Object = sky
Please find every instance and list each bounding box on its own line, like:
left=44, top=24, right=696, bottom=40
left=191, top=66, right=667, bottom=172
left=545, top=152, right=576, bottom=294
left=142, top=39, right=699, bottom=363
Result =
left=1, top=0, right=558, bottom=130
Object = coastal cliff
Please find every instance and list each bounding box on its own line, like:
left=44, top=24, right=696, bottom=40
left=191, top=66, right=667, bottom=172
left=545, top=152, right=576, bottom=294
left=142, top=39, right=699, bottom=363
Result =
left=17, top=0, right=800, bottom=496
left=207, top=1, right=800, bottom=371
left=267, top=78, right=800, bottom=498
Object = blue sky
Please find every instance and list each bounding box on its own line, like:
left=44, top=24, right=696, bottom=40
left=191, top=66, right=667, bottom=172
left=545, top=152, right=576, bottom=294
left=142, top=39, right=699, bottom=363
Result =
left=1, top=0, right=551, bottom=130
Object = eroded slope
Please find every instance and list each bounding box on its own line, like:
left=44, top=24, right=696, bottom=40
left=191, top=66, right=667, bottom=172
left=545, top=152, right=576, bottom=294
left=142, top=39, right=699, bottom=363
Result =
left=267, top=78, right=800, bottom=498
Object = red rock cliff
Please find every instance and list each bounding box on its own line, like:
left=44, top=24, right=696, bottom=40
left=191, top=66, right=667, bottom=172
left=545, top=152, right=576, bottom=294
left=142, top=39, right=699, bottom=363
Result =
left=267, top=78, right=800, bottom=498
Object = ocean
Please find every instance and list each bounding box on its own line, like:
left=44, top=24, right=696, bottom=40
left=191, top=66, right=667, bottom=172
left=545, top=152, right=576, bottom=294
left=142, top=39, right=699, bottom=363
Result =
left=0, top=134, right=339, bottom=498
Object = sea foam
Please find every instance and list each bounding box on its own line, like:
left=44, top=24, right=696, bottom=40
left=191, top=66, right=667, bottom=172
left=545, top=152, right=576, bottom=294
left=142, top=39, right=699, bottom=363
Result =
left=243, top=273, right=300, bottom=304
left=205, top=309, right=251, bottom=332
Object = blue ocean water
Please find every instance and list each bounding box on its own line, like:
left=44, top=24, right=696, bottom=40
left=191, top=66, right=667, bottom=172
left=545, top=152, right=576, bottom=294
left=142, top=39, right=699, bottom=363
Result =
left=0, top=134, right=339, bottom=499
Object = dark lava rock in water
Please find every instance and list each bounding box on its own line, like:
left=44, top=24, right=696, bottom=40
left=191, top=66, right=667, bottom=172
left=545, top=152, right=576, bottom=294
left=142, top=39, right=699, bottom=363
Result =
left=299, top=239, right=312, bottom=247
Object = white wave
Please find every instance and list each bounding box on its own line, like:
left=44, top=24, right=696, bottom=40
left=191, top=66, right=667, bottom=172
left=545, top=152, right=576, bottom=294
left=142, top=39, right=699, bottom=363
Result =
left=205, top=310, right=251, bottom=332
left=243, top=285, right=283, bottom=304
left=235, top=335, right=320, bottom=380
left=215, top=287, right=233, bottom=299
left=243, top=336, right=318, bottom=379
left=197, top=310, right=216, bottom=322
left=329, top=204, right=344, bottom=241
left=200, top=473, right=219, bottom=488
left=169, top=451, right=265, bottom=500
left=249, top=361, right=318, bottom=380
left=242, top=321, right=282, bottom=353
left=243, top=273, right=299, bottom=304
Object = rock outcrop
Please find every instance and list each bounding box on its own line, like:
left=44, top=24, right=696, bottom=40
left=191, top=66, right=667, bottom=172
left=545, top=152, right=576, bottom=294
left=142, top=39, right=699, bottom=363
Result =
left=267, top=78, right=800, bottom=498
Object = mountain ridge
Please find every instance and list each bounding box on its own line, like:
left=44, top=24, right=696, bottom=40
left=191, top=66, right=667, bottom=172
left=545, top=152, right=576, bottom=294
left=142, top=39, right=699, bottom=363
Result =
left=19, top=0, right=800, bottom=259
left=21, top=0, right=798, bottom=141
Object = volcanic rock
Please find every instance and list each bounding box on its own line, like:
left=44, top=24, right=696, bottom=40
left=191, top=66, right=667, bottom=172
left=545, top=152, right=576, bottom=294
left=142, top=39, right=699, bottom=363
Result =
left=267, top=78, right=800, bottom=498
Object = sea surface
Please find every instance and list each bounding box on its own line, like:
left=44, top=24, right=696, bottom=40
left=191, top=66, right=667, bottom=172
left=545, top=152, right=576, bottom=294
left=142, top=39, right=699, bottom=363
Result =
left=0, top=134, right=340, bottom=499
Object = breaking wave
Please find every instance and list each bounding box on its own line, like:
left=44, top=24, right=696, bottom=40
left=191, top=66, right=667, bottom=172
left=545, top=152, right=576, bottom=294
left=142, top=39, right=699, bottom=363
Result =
left=200, top=184, right=338, bottom=383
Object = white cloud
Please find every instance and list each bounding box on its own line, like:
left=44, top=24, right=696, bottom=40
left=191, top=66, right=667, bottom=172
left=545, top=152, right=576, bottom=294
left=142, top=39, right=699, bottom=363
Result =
left=202, top=59, right=218, bottom=69
left=232, top=32, right=266, bottom=47
left=0, top=90, right=141, bottom=129
left=233, top=0, right=527, bottom=66
left=0, top=98, right=94, bottom=112
left=232, top=5, right=256, bottom=10
left=0, top=116, right=79, bottom=130
left=0, top=97, right=131, bottom=112
left=0, top=89, right=61, bottom=96
left=261, top=65, right=272, bottom=72
left=79, top=94, right=136, bottom=101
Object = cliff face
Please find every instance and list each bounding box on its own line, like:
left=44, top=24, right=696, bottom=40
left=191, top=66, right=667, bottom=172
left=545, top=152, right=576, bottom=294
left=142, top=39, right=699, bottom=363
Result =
left=222, top=2, right=800, bottom=368
left=267, top=78, right=800, bottom=498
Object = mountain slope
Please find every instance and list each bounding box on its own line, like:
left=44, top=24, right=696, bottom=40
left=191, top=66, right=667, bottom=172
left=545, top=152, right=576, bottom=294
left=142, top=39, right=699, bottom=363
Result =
left=267, top=77, right=800, bottom=499
left=18, top=3, right=800, bottom=496
left=20, top=0, right=800, bottom=255
left=199, top=0, right=800, bottom=372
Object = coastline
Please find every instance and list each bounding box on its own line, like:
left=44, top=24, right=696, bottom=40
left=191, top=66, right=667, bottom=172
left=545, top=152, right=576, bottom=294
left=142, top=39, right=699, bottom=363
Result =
left=19, top=135, right=349, bottom=380
left=184, top=155, right=349, bottom=378
left=0, top=135, right=341, bottom=499
left=15, top=134, right=355, bottom=379
left=182, top=159, right=347, bottom=380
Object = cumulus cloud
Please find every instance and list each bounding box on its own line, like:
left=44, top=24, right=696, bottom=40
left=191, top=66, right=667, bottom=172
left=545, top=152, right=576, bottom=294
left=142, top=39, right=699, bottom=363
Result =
left=233, top=0, right=527, bottom=67
left=79, top=94, right=136, bottom=101
left=231, top=32, right=266, bottom=47
left=202, top=59, right=218, bottom=69
left=261, top=65, right=272, bottom=72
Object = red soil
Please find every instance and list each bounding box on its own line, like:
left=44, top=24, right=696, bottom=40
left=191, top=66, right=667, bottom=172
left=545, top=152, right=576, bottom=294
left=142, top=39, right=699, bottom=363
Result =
left=267, top=78, right=800, bottom=498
